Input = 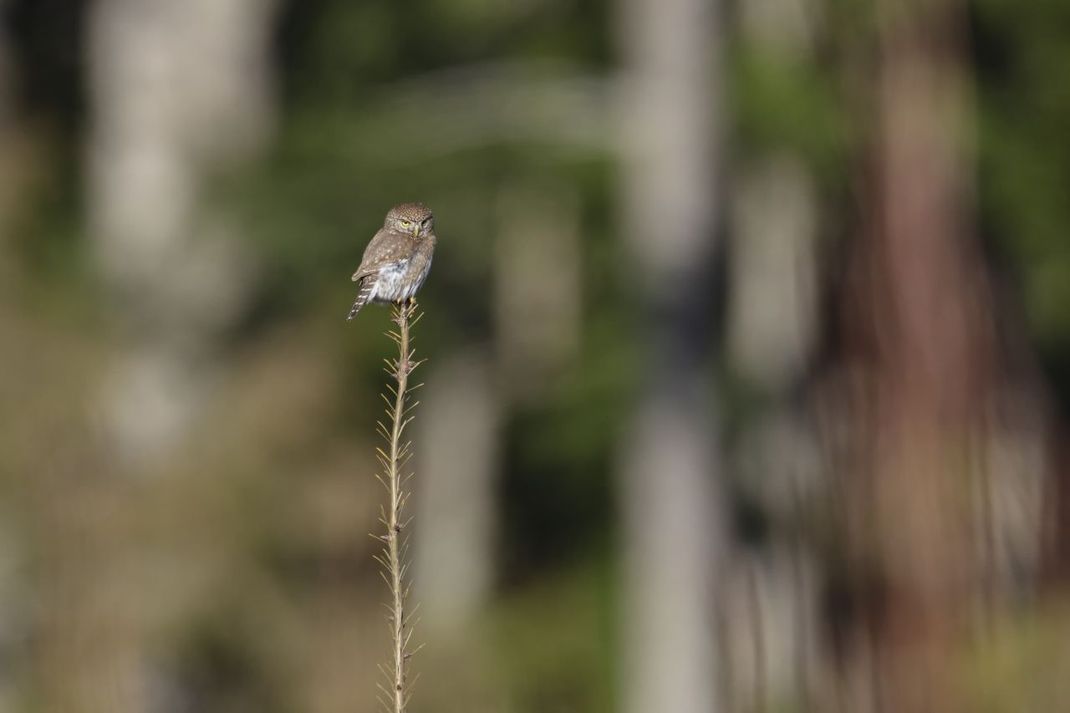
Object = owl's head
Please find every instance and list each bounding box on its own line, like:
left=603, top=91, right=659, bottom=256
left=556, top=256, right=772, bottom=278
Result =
left=386, top=202, right=434, bottom=237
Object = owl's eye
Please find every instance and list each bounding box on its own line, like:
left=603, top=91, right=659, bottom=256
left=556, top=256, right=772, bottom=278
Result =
left=399, top=219, right=411, bottom=228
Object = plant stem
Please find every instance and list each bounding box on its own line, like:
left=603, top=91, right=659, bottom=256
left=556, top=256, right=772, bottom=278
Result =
left=377, top=299, right=421, bottom=713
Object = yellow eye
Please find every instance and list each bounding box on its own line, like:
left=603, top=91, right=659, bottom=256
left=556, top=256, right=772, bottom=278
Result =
left=399, top=220, right=411, bottom=227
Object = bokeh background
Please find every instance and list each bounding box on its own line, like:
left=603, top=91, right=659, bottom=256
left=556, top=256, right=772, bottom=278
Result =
left=2, top=0, right=1070, bottom=711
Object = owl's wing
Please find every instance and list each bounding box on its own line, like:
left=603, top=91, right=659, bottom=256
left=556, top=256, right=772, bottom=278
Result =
left=351, top=228, right=411, bottom=282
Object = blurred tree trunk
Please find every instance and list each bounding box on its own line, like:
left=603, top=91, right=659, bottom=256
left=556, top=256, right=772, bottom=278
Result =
left=1046, top=436, right=1070, bottom=584
left=495, top=184, right=582, bottom=405
left=615, top=0, right=725, bottom=709
left=844, top=0, right=995, bottom=710
left=724, top=2, right=822, bottom=706
left=87, top=0, right=277, bottom=467
left=33, top=2, right=280, bottom=711
left=727, top=0, right=820, bottom=392
left=415, top=350, right=500, bottom=633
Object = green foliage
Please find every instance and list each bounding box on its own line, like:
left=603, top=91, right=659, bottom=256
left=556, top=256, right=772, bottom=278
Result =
left=731, top=45, right=852, bottom=175
left=491, top=558, right=616, bottom=713
left=974, top=0, right=1070, bottom=397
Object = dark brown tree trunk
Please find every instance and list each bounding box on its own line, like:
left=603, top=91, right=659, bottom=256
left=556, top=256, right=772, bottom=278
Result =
left=845, top=1, right=994, bottom=711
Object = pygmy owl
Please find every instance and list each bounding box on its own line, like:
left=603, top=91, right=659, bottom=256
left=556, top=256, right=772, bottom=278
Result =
left=347, top=202, right=437, bottom=320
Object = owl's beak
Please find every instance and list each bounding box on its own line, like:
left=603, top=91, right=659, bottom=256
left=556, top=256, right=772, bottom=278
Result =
left=412, top=226, right=420, bottom=238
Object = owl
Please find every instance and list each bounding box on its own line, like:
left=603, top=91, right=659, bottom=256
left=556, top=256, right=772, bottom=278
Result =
left=347, top=202, right=437, bottom=320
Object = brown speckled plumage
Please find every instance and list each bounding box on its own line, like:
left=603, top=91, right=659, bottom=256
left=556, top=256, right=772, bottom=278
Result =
left=347, top=203, right=437, bottom=320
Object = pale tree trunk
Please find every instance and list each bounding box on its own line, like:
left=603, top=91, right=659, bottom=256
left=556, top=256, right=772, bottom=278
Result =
left=728, top=158, right=818, bottom=390
left=415, top=350, right=501, bottom=634
left=88, top=0, right=277, bottom=467
left=414, top=183, right=581, bottom=634
left=616, top=0, right=725, bottom=710
left=32, top=2, right=279, bottom=711
left=721, top=2, right=822, bottom=709
left=728, top=0, right=820, bottom=389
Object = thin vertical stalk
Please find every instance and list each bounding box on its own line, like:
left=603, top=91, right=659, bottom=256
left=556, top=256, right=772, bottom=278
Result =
left=373, top=299, right=423, bottom=713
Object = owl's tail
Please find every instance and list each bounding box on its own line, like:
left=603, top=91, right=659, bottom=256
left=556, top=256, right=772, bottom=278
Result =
left=347, top=278, right=375, bottom=321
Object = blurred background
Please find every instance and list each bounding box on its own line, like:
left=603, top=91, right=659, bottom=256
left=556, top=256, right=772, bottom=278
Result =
left=2, top=0, right=1070, bottom=711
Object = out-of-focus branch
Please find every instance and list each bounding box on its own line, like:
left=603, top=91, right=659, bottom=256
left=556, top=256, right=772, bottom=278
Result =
left=292, top=61, right=616, bottom=161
